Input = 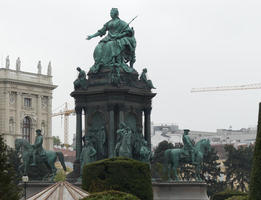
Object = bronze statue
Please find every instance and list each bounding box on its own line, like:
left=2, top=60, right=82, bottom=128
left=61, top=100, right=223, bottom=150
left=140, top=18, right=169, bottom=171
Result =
left=182, top=129, right=196, bottom=164
left=15, top=130, right=66, bottom=181
left=74, top=67, right=87, bottom=90
left=140, top=68, right=155, bottom=89
left=31, top=129, right=45, bottom=166
left=80, top=137, right=97, bottom=175
left=87, top=8, right=136, bottom=73
left=164, top=132, right=211, bottom=181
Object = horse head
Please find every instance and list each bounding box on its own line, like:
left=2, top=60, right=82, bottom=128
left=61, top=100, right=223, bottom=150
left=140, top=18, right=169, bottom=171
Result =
left=196, top=138, right=211, bottom=155
left=15, top=138, right=31, bottom=152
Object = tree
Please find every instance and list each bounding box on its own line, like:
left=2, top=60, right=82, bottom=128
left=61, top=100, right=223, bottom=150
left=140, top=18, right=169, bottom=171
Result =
left=249, top=102, right=261, bottom=200
left=224, top=144, right=253, bottom=192
left=151, top=140, right=175, bottom=179
left=53, top=136, right=61, bottom=146
left=0, top=135, right=21, bottom=200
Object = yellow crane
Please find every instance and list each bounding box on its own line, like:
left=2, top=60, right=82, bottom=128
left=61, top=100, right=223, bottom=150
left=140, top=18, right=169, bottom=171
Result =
left=52, top=102, right=75, bottom=145
left=191, top=82, right=261, bottom=93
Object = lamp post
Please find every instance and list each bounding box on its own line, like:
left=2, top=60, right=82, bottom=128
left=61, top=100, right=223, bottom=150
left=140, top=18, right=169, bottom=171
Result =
left=22, top=176, right=29, bottom=200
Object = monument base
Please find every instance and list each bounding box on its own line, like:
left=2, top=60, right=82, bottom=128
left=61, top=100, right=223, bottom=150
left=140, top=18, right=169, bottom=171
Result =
left=152, top=181, right=209, bottom=200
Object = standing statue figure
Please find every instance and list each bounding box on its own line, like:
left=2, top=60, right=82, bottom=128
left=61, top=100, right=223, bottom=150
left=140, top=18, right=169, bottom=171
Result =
left=73, top=67, right=87, bottom=90
left=87, top=8, right=136, bottom=73
left=140, top=68, right=156, bottom=89
left=5, top=55, right=10, bottom=69
left=37, top=61, right=42, bottom=74
left=139, top=139, right=151, bottom=163
left=115, top=122, right=127, bottom=156
left=16, top=57, right=21, bottom=71
left=80, top=137, right=97, bottom=175
left=47, top=61, right=52, bottom=76
left=182, top=129, right=196, bottom=164
left=31, top=129, right=46, bottom=166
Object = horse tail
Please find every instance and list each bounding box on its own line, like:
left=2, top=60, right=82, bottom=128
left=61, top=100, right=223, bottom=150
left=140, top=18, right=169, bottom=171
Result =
left=57, top=152, right=67, bottom=171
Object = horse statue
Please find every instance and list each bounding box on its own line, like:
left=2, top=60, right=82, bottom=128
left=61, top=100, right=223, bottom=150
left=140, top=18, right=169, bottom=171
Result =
left=164, top=138, right=211, bottom=181
left=15, top=138, right=66, bottom=180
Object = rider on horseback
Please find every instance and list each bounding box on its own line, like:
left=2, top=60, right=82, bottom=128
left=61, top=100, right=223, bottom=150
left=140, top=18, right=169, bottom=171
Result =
left=182, top=129, right=197, bottom=165
left=31, top=129, right=46, bottom=166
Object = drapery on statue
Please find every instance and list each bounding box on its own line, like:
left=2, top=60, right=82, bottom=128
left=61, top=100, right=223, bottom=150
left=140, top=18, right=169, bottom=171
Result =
left=15, top=130, right=66, bottom=181
left=164, top=130, right=211, bottom=181
left=140, top=68, right=155, bottom=89
left=86, top=8, right=136, bottom=73
left=80, top=136, right=97, bottom=175
left=74, top=67, right=87, bottom=90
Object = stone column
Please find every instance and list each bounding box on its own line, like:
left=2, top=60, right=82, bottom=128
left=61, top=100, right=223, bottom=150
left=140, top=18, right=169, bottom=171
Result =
left=144, top=107, right=152, bottom=150
left=37, top=95, right=42, bottom=129
left=46, top=96, right=52, bottom=149
left=75, top=106, right=83, bottom=161
left=83, top=107, right=88, bottom=137
left=16, top=92, right=21, bottom=137
left=5, top=91, right=10, bottom=133
left=108, top=104, right=115, bottom=158
left=119, top=104, right=125, bottom=124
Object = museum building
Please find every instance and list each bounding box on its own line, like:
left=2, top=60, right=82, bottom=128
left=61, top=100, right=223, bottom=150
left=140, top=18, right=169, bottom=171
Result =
left=0, top=57, right=56, bottom=150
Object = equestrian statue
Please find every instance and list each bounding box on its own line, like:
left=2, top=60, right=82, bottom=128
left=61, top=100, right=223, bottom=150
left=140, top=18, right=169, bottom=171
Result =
left=15, top=129, right=66, bottom=181
left=164, top=129, right=211, bottom=181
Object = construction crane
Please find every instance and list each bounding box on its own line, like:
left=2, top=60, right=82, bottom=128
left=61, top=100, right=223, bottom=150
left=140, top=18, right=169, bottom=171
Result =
left=52, top=102, right=75, bottom=145
left=191, top=82, right=261, bottom=93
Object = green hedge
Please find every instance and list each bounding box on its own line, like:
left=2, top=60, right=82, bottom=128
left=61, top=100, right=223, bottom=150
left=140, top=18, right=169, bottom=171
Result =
left=212, top=190, right=247, bottom=200
left=82, top=157, right=153, bottom=200
left=225, top=195, right=248, bottom=200
left=81, top=190, right=140, bottom=200
left=249, top=103, right=261, bottom=200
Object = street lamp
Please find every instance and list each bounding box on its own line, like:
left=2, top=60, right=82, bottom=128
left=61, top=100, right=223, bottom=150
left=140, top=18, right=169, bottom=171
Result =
left=22, top=176, right=29, bottom=200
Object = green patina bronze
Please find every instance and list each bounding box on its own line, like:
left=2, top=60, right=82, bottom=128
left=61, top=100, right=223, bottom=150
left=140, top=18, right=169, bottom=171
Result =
left=15, top=129, right=66, bottom=181
left=140, top=68, right=155, bottom=89
left=86, top=8, right=136, bottom=73
left=164, top=130, right=211, bottom=181
left=80, top=137, right=97, bottom=175
left=74, top=67, right=87, bottom=90
left=69, top=8, right=156, bottom=181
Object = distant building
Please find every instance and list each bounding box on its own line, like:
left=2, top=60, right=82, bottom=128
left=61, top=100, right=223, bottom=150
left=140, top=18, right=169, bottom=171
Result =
left=0, top=58, right=56, bottom=150
left=151, top=123, right=257, bottom=149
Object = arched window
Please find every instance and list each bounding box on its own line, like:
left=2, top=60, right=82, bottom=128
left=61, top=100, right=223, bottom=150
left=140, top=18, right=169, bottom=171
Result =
left=23, top=116, right=31, bottom=143
left=9, top=118, right=14, bottom=133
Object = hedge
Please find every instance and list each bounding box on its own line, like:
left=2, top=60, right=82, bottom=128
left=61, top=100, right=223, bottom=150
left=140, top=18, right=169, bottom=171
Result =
left=81, top=190, right=140, bottom=200
left=225, top=196, right=248, bottom=200
left=82, top=157, right=153, bottom=200
left=212, top=190, right=248, bottom=200
left=249, top=102, right=261, bottom=200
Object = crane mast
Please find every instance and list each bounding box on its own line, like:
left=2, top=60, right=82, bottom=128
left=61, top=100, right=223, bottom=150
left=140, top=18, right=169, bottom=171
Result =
left=52, top=102, right=75, bottom=145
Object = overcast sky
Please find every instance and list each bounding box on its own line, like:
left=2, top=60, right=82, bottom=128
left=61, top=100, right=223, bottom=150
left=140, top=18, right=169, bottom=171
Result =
left=1, top=0, right=261, bottom=143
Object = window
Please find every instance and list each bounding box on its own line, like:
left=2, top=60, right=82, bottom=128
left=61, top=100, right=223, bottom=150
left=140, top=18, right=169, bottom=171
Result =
left=23, top=116, right=31, bottom=143
left=9, top=118, right=14, bottom=133
left=24, top=98, right=32, bottom=108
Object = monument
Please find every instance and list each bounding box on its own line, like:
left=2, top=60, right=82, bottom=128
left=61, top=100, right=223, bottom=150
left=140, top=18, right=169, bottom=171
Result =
left=15, top=129, right=67, bottom=181
left=69, top=8, right=156, bottom=180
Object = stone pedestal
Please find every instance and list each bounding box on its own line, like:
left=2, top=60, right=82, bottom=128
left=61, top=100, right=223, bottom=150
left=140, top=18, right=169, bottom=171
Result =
left=70, top=68, right=156, bottom=179
left=152, top=181, right=209, bottom=200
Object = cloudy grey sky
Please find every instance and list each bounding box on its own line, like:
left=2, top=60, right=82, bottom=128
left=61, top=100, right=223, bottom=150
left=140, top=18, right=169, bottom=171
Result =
left=1, top=0, right=261, bottom=143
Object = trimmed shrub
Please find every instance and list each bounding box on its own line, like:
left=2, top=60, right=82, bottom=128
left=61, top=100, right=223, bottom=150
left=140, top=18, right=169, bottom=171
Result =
left=249, top=103, right=261, bottom=200
left=82, top=157, right=153, bottom=200
left=212, top=190, right=247, bottom=200
left=225, top=196, right=248, bottom=200
left=81, top=190, right=140, bottom=200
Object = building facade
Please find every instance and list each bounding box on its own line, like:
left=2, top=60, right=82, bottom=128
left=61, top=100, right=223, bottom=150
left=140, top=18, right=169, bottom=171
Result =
left=0, top=59, right=56, bottom=150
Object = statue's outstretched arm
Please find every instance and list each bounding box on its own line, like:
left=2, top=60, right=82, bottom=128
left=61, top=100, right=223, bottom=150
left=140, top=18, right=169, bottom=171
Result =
left=87, top=24, right=107, bottom=40
left=87, top=32, right=101, bottom=40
